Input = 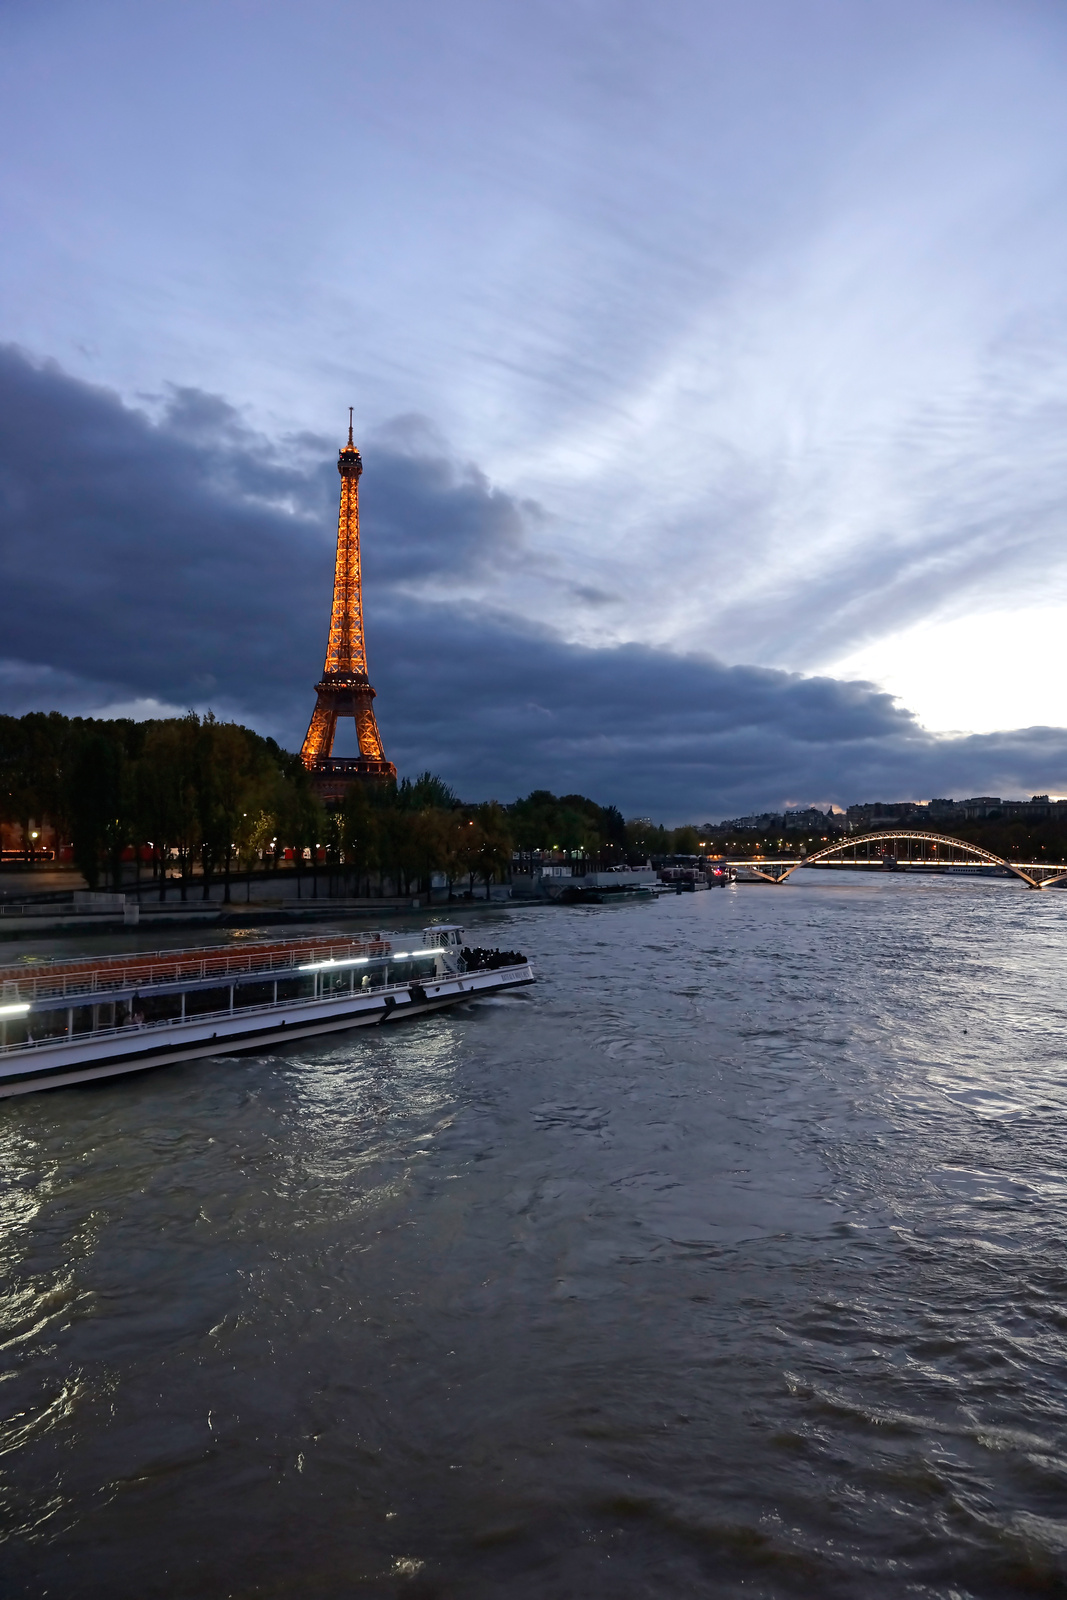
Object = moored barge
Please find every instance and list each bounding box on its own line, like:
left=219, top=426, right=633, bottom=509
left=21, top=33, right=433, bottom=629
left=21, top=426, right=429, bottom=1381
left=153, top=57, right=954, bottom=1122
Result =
left=0, top=925, right=533, bottom=1097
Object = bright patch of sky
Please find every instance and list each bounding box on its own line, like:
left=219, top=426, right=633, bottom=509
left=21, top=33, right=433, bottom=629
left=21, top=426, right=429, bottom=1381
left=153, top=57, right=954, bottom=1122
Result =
left=833, top=608, right=1067, bottom=737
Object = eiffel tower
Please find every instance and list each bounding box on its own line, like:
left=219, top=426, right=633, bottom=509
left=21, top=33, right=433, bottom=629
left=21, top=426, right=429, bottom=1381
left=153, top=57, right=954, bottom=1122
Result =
left=300, top=412, right=396, bottom=801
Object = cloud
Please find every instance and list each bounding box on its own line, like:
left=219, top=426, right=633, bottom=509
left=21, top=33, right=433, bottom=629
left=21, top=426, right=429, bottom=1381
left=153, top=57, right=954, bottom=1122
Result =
left=3, top=343, right=1067, bottom=821
left=369, top=602, right=1067, bottom=818
left=361, top=413, right=534, bottom=588
left=0, top=346, right=525, bottom=721
left=0, top=349, right=324, bottom=714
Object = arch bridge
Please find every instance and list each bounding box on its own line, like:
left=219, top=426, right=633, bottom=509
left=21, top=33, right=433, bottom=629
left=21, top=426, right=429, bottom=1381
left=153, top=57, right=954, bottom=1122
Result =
left=730, top=830, right=1067, bottom=890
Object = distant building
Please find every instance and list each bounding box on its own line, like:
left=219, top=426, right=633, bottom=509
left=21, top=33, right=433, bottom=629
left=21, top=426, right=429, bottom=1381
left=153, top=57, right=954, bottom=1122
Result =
left=720, top=812, right=783, bottom=833
left=783, top=807, right=845, bottom=833
left=710, top=807, right=844, bottom=835
left=845, top=801, right=927, bottom=830
left=709, top=794, right=1067, bottom=838
left=847, top=795, right=1067, bottom=828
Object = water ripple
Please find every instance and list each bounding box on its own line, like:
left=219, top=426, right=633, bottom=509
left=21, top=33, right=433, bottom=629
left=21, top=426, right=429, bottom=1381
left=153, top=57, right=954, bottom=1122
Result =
left=2, top=878, right=1067, bottom=1594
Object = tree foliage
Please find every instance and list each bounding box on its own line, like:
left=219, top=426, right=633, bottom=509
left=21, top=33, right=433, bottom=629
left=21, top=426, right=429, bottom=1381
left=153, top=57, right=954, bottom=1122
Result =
left=0, top=715, right=663, bottom=895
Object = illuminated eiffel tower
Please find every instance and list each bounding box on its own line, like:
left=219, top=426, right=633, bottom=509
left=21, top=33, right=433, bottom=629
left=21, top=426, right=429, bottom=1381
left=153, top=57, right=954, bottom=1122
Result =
left=300, top=412, right=396, bottom=801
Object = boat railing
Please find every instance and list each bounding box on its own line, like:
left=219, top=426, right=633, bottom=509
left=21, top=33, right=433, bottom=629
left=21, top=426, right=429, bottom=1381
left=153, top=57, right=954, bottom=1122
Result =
left=0, top=985, right=379, bottom=1056
left=0, top=939, right=394, bottom=1006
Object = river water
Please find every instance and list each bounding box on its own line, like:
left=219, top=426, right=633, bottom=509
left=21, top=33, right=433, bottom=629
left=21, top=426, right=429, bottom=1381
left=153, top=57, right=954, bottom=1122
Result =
left=3, top=874, right=1067, bottom=1598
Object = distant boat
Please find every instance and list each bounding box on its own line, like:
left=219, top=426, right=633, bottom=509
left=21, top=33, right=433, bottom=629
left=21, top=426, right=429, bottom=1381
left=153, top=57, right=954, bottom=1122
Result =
left=557, top=881, right=655, bottom=904
left=0, top=925, right=534, bottom=1097
left=943, top=864, right=1011, bottom=877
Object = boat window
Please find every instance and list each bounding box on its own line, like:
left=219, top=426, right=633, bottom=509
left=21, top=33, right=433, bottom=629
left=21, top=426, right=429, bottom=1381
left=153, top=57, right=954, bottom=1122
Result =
left=140, top=995, right=184, bottom=1025
left=184, top=986, right=232, bottom=1017
left=27, top=1008, right=68, bottom=1042
left=233, top=980, right=275, bottom=1008
left=275, top=976, right=315, bottom=1003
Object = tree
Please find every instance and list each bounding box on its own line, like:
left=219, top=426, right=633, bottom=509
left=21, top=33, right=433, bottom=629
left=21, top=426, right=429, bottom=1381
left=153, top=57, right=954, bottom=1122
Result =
left=0, top=712, right=71, bottom=861
left=235, top=808, right=275, bottom=901
left=474, top=802, right=513, bottom=898
left=453, top=815, right=484, bottom=897
left=0, top=715, right=36, bottom=861
left=508, top=790, right=560, bottom=853
left=599, top=804, right=627, bottom=861
left=67, top=727, right=129, bottom=890
left=276, top=773, right=323, bottom=899
left=508, top=789, right=619, bottom=863
left=429, top=809, right=469, bottom=900
left=197, top=718, right=273, bottom=903
left=377, top=805, right=420, bottom=897
left=23, top=713, right=70, bottom=858
left=340, top=782, right=380, bottom=896
left=396, top=771, right=459, bottom=811
left=625, top=817, right=668, bottom=859
left=135, top=715, right=201, bottom=899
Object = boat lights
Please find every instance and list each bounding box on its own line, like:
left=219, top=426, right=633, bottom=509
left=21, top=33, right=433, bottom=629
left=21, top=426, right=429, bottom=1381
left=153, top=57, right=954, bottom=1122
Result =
left=296, top=950, right=439, bottom=973
left=0, top=1002, right=30, bottom=1018
left=297, top=956, right=371, bottom=972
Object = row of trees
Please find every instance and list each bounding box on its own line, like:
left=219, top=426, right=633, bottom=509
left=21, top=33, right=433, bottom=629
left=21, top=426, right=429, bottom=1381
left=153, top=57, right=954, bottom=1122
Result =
left=508, top=795, right=707, bottom=860
left=623, top=817, right=707, bottom=858
left=0, top=712, right=641, bottom=899
left=0, top=710, right=309, bottom=895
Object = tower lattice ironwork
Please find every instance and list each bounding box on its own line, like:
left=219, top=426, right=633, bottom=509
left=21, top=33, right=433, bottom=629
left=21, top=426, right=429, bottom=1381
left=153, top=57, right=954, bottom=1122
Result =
left=300, top=412, right=396, bottom=799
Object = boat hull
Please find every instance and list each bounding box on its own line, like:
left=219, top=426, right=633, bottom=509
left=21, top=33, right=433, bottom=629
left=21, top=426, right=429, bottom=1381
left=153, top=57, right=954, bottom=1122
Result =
left=0, top=964, right=534, bottom=1098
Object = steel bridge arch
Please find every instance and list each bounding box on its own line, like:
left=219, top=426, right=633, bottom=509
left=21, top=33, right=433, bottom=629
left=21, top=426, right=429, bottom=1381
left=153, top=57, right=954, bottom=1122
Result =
left=736, top=830, right=1067, bottom=890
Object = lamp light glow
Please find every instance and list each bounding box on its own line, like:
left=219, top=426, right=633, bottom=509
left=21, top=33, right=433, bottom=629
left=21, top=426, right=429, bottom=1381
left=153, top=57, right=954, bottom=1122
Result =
left=296, top=950, right=439, bottom=973
left=297, top=956, right=371, bottom=972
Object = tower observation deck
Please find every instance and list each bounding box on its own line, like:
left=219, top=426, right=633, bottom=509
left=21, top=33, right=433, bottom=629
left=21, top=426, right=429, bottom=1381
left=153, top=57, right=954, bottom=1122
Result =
left=300, top=412, right=396, bottom=801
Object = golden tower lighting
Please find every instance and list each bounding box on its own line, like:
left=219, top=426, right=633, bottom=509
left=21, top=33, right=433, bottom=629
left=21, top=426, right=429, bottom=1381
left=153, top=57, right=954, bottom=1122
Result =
left=300, top=411, right=396, bottom=800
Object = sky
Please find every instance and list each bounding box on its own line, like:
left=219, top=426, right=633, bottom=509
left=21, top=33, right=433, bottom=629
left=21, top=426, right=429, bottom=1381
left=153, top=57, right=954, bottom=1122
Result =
left=1, top=0, right=1066, bottom=819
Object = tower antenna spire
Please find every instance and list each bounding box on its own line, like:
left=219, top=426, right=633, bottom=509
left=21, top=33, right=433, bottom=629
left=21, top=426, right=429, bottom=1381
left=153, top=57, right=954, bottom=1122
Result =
left=347, top=407, right=354, bottom=447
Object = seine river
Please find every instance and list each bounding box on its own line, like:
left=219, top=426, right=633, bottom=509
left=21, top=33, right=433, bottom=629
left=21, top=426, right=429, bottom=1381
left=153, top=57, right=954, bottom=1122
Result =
left=3, top=875, right=1067, bottom=1597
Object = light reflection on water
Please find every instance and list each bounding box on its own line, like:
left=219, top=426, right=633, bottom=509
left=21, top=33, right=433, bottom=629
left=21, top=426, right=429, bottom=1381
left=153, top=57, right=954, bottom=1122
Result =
left=2, top=875, right=1067, bottom=1595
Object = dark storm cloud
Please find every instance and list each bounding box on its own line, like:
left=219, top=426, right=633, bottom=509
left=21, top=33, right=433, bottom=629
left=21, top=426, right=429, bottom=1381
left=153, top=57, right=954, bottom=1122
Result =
left=360, top=413, right=532, bottom=586
left=0, top=348, right=324, bottom=709
left=369, top=604, right=1067, bottom=817
left=0, top=347, right=523, bottom=716
left=3, top=344, right=1067, bottom=821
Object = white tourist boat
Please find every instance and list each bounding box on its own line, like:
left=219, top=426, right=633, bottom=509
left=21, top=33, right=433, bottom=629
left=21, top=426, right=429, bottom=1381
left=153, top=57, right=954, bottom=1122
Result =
left=0, top=925, right=534, bottom=1097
